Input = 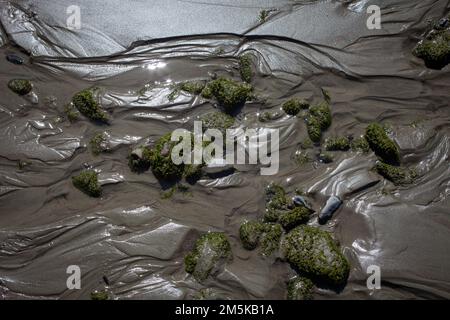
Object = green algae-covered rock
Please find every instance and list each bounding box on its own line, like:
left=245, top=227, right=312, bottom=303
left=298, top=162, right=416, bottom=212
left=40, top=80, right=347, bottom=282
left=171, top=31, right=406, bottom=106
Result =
left=324, top=137, right=350, bottom=151
left=287, top=276, right=314, bottom=300
left=239, top=220, right=282, bottom=256
left=282, top=225, right=350, bottom=286
left=90, top=132, right=108, bottom=155
left=180, top=81, right=206, bottom=95
left=184, top=232, right=232, bottom=281
left=351, top=136, right=370, bottom=153
left=375, top=161, right=417, bottom=185
left=201, top=77, right=253, bottom=114
left=282, top=99, right=309, bottom=116
left=278, top=206, right=312, bottom=231
left=149, top=133, right=185, bottom=181
left=200, top=111, right=235, bottom=134
left=8, top=79, right=32, bottom=96
left=239, top=54, right=253, bottom=83
left=128, top=146, right=152, bottom=173
left=413, top=29, right=450, bottom=69
left=365, top=123, right=400, bottom=165
left=72, top=88, right=109, bottom=123
left=306, top=101, right=332, bottom=143
left=184, top=164, right=203, bottom=183
left=265, top=183, right=288, bottom=211
left=72, top=170, right=101, bottom=197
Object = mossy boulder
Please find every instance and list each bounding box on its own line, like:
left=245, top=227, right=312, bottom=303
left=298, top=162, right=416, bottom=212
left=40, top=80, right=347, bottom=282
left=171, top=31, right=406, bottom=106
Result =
left=239, top=54, right=253, bottom=83
left=72, top=170, right=101, bottom=197
left=72, top=88, right=109, bottom=123
left=282, top=99, right=309, bottom=116
left=324, top=137, right=350, bottom=151
left=184, top=232, right=232, bottom=281
left=375, top=161, right=417, bottom=185
left=200, top=111, right=235, bottom=134
left=282, top=225, right=350, bottom=286
left=413, top=29, right=450, bottom=69
left=201, top=77, right=253, bottom=114
left=239, top=221, right=283, bottom=256
left=8, top=79, right=32, bottom=96
left=148, top=133, right=185, bottom=181
left=365, top=123, right=400, bottom=165
left=287, top=276, right=314, bottom=300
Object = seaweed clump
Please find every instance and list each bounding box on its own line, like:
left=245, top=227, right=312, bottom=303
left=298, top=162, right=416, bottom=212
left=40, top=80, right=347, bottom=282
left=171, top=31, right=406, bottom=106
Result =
left=324, top=137, right=350, bottom=151
left=413, top=28, right=450, bottom=69
left=287, top=276, right=314, bottom=300
left=375, top=162, right=417, bottom=185
left=90, top=132, right=108, bottom=155
left=200, top=111, right=235, bottom=134
left=264, top=183, right=312, bottom=230
left=201, top=77, right=253, bottom=114
left=8, top=79, right=32, bottom=96
left=281, top=225, right=350, bottom=286
left=351, top=136, right=370, bottom=153
left=72, top=170, right=101, bottom=197
left=282, top=99, right=309, bottom=116
left=184, top=232, right=232, bottom=281
left=239, top=220, right=283, bottom=256
left=238, top=54, right=253, bottom=83
left=180, top=81, right=206, bottom=95
left=365, top=123, right=400, bottom=165
left=72, top=88, right=109, bottom=123
left=306, top=102, right=332, bottom=143
left=148, top=133, right=185, bottom=181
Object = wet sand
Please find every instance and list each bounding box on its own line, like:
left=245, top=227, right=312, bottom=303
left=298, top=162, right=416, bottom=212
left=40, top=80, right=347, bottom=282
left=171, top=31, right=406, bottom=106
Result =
left=0, top=0, right=449, bottom=299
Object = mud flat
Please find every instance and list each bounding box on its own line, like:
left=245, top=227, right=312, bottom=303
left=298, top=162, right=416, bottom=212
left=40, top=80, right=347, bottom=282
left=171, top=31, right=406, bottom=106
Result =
left=0, top=0, right=449, bottom=299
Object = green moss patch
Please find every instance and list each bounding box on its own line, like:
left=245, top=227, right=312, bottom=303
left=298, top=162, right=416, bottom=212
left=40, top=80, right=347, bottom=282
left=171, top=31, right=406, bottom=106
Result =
left=375, top=162, right=417, bottom=185
left=200, top=111, right=235, bottom=134
left=306, top=101, right=332, bottom=143
left=239, top=54, right=253, bottom=83
left=201, top=77, right=253, bottom=114
left=351, top=136, right=370, bottom=153
left=239, top=220, right=283, bottom=256
left=90, top=290, right=109, bottom=300
left=324, top=137, right=350, bottom=151
left=8, top=79, right=32, bottom=96
left=72, top=170, right=101, bottom=197
left=282, top=99, right=309, bottom=116
left=72, top=88, right=109, bottom=123
left=90, top=132, right=108, bottom=155
left=413, top=29, right=450, bottom=69
left=184, top=232, right=232, bottom=281
left=365, top=123, right=400, bottom=165
left=149, top=133, right=185, bottom=181
left=282, top=225, right=350, bottom=286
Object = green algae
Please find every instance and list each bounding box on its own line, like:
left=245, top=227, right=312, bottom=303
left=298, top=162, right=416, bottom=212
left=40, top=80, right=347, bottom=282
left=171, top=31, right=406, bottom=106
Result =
left=72, top=88, right=108, bottom=123
left=184, top=232, right=232, bottom=281
left=200, top=111, right=235, bottom=134
left=282, top=225, right=350, bottom=286
left=282, top=99, right=309, bottom=116
left=375, top=162, right=417, bottom=185
left=287, top=276, right=314, bottom=300
left=239, top=54, right=253, bottom=83
left=149, top=133, right=185, bottom=181
left=90, top=132, right=108, bottom=155
left=72, top=170, right=101, bottom=197
left=365, top=123, right=400, bottom=165
left=8, top=79, right=32, bottom=96
left=413, top=29, right=450, bottom=69
left=324, top=137, right=350, bottom=151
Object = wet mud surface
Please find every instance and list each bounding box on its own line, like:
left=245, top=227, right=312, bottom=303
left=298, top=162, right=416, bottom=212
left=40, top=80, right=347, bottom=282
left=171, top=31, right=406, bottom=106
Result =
left=0, top=0, right=449, bottom=299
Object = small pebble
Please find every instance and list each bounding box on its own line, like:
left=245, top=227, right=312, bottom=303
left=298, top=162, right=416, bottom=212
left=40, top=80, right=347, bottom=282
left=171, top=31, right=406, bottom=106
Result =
left=318, top=195, right=342, bottom=224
